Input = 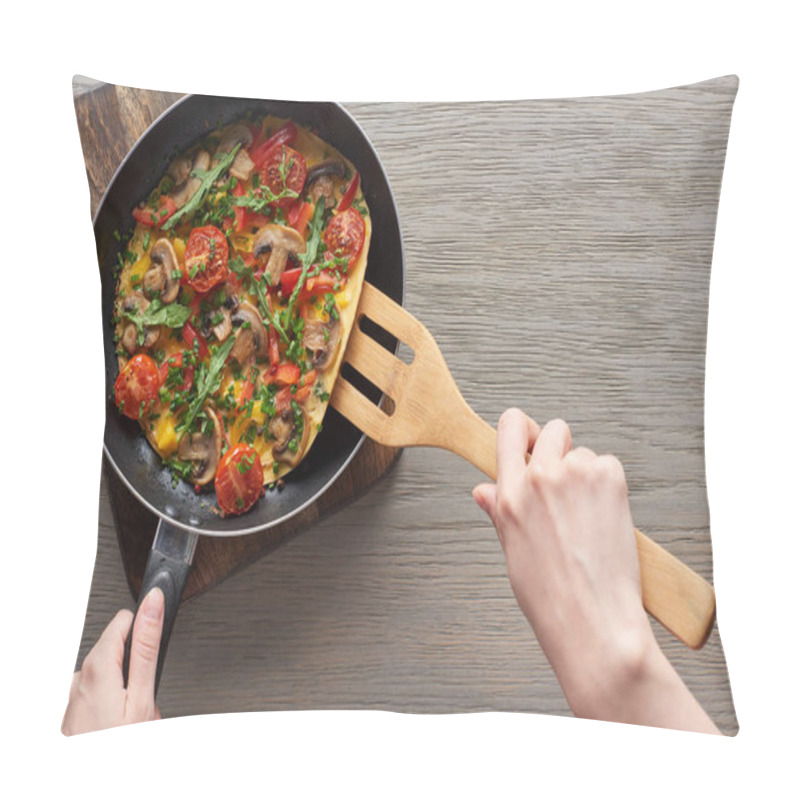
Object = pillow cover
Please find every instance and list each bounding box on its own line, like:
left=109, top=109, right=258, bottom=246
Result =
left=70, top=76, right=738, bottom=735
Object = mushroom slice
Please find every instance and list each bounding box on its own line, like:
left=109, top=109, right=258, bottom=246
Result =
left=215, top=123, right=255, bottom=183
left=177, top=406, right=223, bottom=486
left=143, top=238, right=181, bottom=304
left=200, top=284, right=238, bottom=342
left=303, top=317, right=341, bottom=371
left=230, top=301, right=270, bottom=366
left=253, top=224, right=306, bottom=285
left=167, top=155, right=192, bottom=186
left=212, top=307, right=233, bottom=342
left=120, top=291, right=160, bottom=353
left=229, top=150, right=256, bottom=183
left=303, top=158, right=347, bottom=209
left=217, top=123, right=253, bottom=154
left=268, top=407, right=308, bottom=467
left=171, top=149, right=211, bottom=209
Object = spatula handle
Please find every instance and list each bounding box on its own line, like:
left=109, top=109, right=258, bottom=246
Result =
left=452, top=408, right=716, bottom=649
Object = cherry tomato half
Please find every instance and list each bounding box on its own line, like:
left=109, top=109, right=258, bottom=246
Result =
left=184, top=225, right=229, bottom=293
left=215, top=443, right=264, bottom=516
left=259, top=146, right=307, bottom=205
left=114, top=353, right=160, bottom=420
left=323, top=208, right=365, bottom=262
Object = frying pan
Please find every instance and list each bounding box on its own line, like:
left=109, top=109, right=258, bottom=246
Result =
left=95, top=95, right=405, bottom=693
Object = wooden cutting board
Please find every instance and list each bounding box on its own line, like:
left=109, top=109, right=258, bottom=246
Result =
left=75, top=81, right=401, bottom=601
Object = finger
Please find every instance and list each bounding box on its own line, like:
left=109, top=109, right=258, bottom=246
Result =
left=472, top=483, right=498, bottom=526
left=473, top=483, right=504, bottom=546
left=497, top=409, right=540, bottom=484
left=126, top=587, right=165, bottom=712
left=565, top=445, right=596, bottom=464
left=529, top=418, right=572, bottom=468
left=82, top=610, right=134, bottom=683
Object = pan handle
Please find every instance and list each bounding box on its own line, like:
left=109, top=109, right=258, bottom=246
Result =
left=122, top=519, right=197, bottom=697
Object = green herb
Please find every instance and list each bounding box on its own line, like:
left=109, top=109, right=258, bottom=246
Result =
left=161, top=144, right=241, bottom=231
left=254, top=275, right=289, bottom=343
left=122, top=298, right=192, bottom=344
left=285, top=197, right=325, bottom=321
left=323, top=293, right=340, bottom=321
left=229, top=254, right=251, bottom=280
left=314, top=381, right=330, bottom=402
left=243, top=422, right=257, bottom=444
left=176, top=336, right=236, bottom=438
left=236, top=453, right=256, bottom=474
left=165, top=456, right=195, bottom=486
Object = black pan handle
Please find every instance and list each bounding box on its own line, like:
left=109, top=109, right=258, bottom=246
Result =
left=122, top=519, right=197, bottom=698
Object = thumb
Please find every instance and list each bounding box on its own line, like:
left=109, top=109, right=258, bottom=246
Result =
left=126, top=587, right=165, bottom=719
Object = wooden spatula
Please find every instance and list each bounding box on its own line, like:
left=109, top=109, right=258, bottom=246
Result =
left=331, top=282, right=716, bottom=649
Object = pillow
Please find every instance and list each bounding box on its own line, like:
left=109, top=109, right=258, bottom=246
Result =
left=71, top=75, right=738, bottom=734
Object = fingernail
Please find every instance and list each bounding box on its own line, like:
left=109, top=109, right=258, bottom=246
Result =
left=141, top=587, right=164, bottom=620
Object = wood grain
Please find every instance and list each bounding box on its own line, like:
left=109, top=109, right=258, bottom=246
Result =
left=74, top=77, right=739, bottom=734
left=334, top=283, right=716, bottom=649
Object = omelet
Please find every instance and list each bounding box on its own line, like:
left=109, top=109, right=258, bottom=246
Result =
left=111, top=115, right=370, bottom=515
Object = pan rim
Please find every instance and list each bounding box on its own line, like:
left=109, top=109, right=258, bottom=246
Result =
left=97, top=92, right=405, bottom=537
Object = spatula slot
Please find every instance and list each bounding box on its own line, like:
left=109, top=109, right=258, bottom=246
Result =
left=357, top=314, right=416, bottom=366
left=340, top=362, right=395, bottom=415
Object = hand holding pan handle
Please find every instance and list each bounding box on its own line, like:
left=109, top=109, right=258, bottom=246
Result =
left=122, top=519, right=197, bottom=697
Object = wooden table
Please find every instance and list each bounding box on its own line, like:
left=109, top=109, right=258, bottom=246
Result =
left=74, top=78, right=738, bottom=733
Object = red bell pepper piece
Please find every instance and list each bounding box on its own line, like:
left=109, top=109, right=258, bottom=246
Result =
left=270, top=362, right=301, bottom=387
left=301, top=369, right=318, bottom=388
left=337, top=171, right=360, bottom=213
left=306, top=269, right=343, bottom=296
left=181, top=321, right=209, bottom=360
left=251, top=121, right=298, bottom=169
left=274, top=382, right=311, bottom=410
left=274, top=386, right=293, bottom=413
left=132, top=195, right=177, bottom=228
left=242, top=211, right=272, bottom=232
left=279, top=267, right=340, bottom=299
left=279, top=267, right=304, bottom=297
left=237, top=378, right=254, bottom=410
left=287, top=198, right=304, bottom=226
left=290, top=201, right=314, bottom=237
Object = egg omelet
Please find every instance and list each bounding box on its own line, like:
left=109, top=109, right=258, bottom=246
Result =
left=111, top=115, right=370, bottom=515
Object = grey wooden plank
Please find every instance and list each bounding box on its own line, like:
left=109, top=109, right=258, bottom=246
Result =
left=77, top=77, right=738, bottom=734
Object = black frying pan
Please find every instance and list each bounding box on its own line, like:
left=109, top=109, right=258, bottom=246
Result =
left=95, top=95, right=405, bottom=692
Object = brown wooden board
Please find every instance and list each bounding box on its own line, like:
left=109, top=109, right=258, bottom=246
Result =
left=75, top=81, right=401, bottom=601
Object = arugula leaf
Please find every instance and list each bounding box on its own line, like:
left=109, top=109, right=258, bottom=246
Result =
left=254, top=274, right=289, bottom=343
left=122, top=298, right=192, bottom=344
left=176, top=336, right=236, bottom=438
left=285, top=197, right=325, bottom=320
left=161, top=144, right=241, bottom=231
